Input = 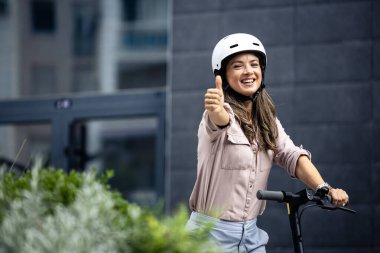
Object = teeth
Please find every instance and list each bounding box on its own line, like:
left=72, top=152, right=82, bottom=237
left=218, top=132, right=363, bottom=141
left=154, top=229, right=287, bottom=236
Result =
left=242, top=79, right=253, bottom=83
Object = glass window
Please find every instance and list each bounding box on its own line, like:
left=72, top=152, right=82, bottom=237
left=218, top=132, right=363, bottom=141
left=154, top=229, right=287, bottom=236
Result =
left=122, top=0, right=137, bottom=22
left=121, top=0, right=168, bottom=51
left=0, top=124, right=52, bottom=172
left=119, top=0, right=168, bottom=90
left=31, top=0, right=56, bottom=33
left=72, top=3, right=98, bottom=57
left=2, top=0, right=170, bottom=98
left=70, top=117, right=159, bottom=206
left=0, top=0, right=8, bottom=16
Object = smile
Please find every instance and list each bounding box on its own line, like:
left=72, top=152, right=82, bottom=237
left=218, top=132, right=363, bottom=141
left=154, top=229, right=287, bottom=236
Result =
left=241, top=79, right=255, bottom=86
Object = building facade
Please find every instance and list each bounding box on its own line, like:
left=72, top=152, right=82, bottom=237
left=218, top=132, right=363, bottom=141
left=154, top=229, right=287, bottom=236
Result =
left=169, top=0, right=379, bottom=252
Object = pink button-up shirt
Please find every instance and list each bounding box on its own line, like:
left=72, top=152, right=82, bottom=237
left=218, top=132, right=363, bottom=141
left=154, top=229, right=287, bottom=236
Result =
left=189, top=103, right=310, bottom=221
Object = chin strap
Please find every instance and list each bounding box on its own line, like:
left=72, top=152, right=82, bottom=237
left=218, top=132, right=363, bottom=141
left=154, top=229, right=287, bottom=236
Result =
left=251, top=83, right=266, bottom=103
left=225, top=83, right=266, bottom=103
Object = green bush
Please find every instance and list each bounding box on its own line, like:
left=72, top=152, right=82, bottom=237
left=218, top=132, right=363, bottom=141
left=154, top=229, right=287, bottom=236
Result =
left=0, top=165, right=220, bottom=253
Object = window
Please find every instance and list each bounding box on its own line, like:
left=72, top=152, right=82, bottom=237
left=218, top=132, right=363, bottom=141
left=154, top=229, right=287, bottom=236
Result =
left=72, top=117, right=160, bottom=206
left=104, top=130, right=156, bottom=205
left=31, top=0, right=56, bottom=33
left=122, top=0, right=137, bottom=22
left=118, top=0, right=168, bottom=90
left=0, top=0, right=8, bottom=16
left=0, top=124, right=52, bottom=172
left=0, top=92, right=166, bottom=205
left=72, top=3, right=98, bottom=57
left=121, top=0, right=168, bottom=50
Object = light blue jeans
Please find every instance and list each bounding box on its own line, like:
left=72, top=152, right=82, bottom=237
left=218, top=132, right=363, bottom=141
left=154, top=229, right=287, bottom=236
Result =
left=186, top=212, right=269, bottom=253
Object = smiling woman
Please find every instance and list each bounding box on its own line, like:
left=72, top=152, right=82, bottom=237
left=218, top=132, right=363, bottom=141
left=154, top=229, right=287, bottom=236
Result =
left=186, top=33, right=349, bottom=253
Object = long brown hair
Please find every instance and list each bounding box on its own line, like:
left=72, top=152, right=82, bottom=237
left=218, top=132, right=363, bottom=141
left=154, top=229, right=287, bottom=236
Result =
left=220, top=54, right=278, bottom=152
left=225, top=90, right=278, bottom=152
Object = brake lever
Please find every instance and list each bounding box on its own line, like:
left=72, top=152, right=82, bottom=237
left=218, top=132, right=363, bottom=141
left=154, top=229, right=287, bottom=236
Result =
left=337, top=206, right=356, bottom=214
left=316, top=198, right=356, bottom=214
left=314, top=187, right=356, bottom=214
left=318, top=195, right=336, bottom=211
left=315, top=189, right=356, bottom=214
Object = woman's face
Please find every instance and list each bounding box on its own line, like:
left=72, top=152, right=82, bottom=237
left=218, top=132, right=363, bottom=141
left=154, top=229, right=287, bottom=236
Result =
left=225, top=52, right=262, bottom=97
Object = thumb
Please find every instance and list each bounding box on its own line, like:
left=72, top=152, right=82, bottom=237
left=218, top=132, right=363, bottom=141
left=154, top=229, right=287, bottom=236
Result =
left=215, top=75, right=223, bottom=91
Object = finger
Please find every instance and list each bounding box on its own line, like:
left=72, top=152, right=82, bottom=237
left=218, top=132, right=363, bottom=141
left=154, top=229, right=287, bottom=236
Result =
left=331, top=189, right=348, bottom=206
left=205, top=93, right=221, bottom=107
left=205, top=93, right=221, bottom=100
left=341, top=191, right=349, bottom=205
left=215, top=75, right=223, bottom=91
left=332, top=190, right=343, bottom=205
left=206, top=88, right=221, bottom=95
left=205, top=98, right=217, bottom=105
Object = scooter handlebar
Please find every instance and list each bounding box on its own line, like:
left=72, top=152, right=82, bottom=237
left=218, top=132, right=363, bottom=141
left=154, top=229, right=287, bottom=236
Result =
left=256, top=190, right=285, bottom=202
left=257, top=188, right=356, bottom=214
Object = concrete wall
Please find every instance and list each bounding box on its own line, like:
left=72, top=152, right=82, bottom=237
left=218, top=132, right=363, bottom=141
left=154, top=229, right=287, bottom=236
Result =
left=169, top=0, right=379, bottom=252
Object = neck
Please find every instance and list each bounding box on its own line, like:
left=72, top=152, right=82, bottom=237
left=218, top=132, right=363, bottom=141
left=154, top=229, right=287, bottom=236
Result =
left=226, top=87, right=254, bottom=110
left=226, top=86, right=253, bottom=102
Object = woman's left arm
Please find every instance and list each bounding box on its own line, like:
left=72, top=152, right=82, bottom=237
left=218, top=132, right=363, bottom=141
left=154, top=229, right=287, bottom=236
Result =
left=295, top=155, right=349, bottom=206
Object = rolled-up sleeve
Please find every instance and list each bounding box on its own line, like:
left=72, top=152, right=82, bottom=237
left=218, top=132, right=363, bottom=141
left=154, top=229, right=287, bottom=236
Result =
left=273, top=118, right=311, bottom=178
left=204, top=103, right=235, bottom=141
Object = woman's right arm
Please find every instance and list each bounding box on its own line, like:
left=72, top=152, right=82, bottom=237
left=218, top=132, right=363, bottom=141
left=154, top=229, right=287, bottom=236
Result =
left=204, top=76, right=229, bottom=127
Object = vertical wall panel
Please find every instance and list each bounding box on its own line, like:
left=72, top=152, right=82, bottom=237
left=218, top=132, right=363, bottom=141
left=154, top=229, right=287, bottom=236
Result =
left=169, top=0, right=377, bottom=251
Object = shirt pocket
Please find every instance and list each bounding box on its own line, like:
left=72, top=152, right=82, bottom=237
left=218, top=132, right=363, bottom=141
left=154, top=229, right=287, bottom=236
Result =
left=259, top=149, right=274, bottom=172
left=221, top=133, right=253, bottom=170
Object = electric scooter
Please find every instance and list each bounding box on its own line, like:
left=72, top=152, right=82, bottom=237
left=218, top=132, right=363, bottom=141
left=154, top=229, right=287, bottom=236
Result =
left=257, top=187, right=356, bottom=253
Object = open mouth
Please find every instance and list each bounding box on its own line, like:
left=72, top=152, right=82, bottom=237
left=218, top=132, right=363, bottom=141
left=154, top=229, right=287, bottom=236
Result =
left=240, top=78, right=255, bottom=86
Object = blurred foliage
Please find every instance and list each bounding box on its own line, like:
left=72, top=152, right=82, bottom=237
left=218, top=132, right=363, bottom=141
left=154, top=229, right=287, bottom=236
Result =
left=0, top=165, right=220, bottom=253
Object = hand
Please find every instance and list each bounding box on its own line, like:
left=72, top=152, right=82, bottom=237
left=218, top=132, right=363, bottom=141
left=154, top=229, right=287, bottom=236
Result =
left=329, top=188, right=349, bottom=206
left=204, top=75, right=225, bottom=113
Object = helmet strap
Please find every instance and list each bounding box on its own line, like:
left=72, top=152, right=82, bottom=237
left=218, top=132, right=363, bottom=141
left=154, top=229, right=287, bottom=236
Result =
left=252, top=83, right=265, bottom=103
left=225, top=82, right=265, bottom=103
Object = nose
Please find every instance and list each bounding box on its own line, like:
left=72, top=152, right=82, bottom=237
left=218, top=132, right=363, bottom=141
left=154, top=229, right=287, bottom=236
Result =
left=243, top=64, right=253, bottom=74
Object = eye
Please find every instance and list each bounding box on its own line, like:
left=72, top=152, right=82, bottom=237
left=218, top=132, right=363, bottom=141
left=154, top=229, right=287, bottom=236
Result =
left=232, top=64, right=243, bottom=69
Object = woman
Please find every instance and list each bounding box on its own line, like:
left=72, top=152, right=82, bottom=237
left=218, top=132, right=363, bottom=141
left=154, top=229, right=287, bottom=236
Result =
left=187, top=33, right=349, bottom=253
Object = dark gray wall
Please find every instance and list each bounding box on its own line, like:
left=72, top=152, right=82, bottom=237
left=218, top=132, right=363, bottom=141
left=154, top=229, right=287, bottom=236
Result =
left=169, top=0, right=379, bottom=252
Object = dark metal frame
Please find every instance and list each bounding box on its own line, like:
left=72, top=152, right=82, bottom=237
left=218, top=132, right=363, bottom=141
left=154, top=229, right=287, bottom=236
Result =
left=0, top=89, right=166, bottom=197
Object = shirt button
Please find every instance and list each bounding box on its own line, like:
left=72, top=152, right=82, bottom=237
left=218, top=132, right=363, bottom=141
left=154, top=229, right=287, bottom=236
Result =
left=249, top=184, right=253, bottom=188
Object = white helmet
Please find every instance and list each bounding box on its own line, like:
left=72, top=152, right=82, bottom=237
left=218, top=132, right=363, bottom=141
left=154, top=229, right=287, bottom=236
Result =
left=211, top=33, right=267, bottom=74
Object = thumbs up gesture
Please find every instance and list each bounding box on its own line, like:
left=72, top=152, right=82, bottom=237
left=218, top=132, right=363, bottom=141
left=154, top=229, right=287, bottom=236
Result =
left=204, top=75, right=225, bottom=113
left=204, top=76, right=229, bottom=126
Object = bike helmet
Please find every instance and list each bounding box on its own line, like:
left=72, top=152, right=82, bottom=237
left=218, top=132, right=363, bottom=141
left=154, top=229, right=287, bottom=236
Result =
left=211, top=33, right=267, bottom=102
left=212, top=33, right=267, bottom=75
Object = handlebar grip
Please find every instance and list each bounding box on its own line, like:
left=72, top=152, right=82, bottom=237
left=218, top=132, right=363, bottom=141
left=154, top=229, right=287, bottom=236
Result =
left=257, top=190, right=285, bottom=201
